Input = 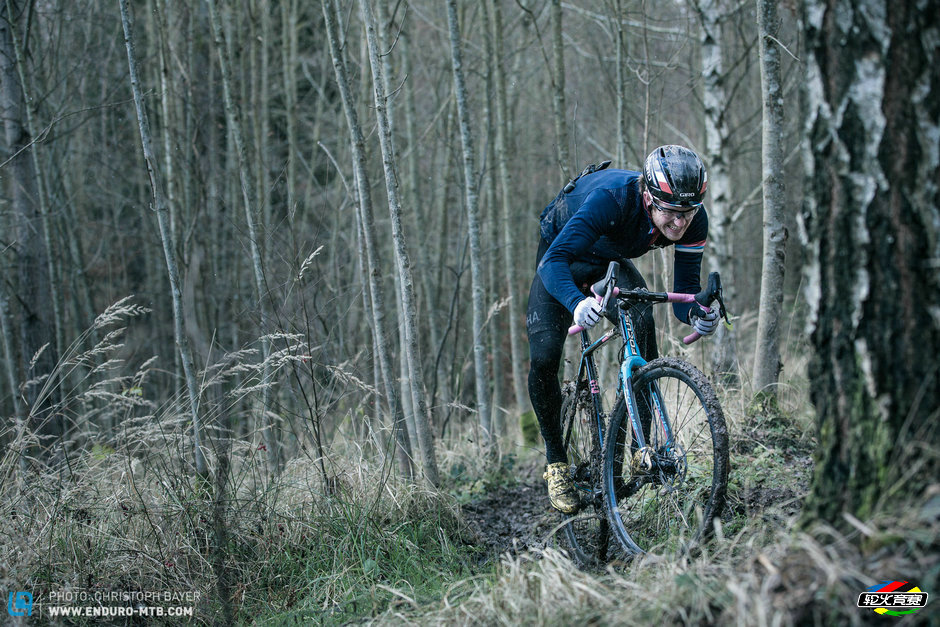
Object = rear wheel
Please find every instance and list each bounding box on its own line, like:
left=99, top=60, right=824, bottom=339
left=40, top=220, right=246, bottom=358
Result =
left=559, top=381, right=609, bottom=566
left=604, top=357, right=729, bottom=556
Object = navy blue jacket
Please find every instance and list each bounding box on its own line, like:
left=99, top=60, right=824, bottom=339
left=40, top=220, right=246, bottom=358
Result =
left=537, top=168, right=708, bottom=323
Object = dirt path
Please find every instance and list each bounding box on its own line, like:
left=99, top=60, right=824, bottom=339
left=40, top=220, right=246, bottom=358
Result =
left=459, top=433, right=815, bottom=564
left=460, top=477, right=557, bottom=560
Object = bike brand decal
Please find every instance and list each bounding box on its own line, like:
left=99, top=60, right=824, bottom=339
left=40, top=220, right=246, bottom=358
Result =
left=589, top=380, right=599, bottom=394
left=857, top=581, right=928, bottom=617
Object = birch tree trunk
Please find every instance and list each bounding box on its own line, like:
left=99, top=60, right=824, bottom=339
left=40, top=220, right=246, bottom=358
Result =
left=0, top=0, right=56, bottom=431
left=486, top=0, right=529, bottom=414
left=281, top=0, right=299, bottom=227
left=752, top=0, right=787, bottom=398
left=153, top=0, right=179, bottom=247
left=446, top=0, right=492, bottom=451
left=358, top=0, right=440, bottom=487
left=321, top=0, right=414, bottom=480
left=549, top=0, right=570, bottom=174
left=120, top=0, right=207, bottom=478
left=695, top=0, right=739, bottom=384
left=400, top=30, right=442, bottom=417
left=801, top=0, right=940, bottom=522
left=257, top=0, right=273, bottom=240
left=613, top=0, right=628, bottom=166
left=373, top=1, right=419, bottom=450
left=480, top=2, right=504, bottom=434
left=207, top=0, right=280, bottom=473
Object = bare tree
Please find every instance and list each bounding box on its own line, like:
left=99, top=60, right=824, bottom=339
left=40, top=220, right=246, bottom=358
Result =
left=446, top=0, right=492, bottom=451
left=207, top=0, right=280, bottom=472
left=612, top=0, right=628, bottom=166
left=281, top=0, right=300, bottom=228
left=694, top=0, right=739, bottom=383
left=3, top=0, right=65, bottom=389
left=752, top=0, right=787, bottom=398
left=119, top=0, right=207, bottom=477
left=485, top=0, right=529, bottom=414
left=549, top=0, right=570, bottom=174
left=0, top=0, right=56, bottom=432
left=321, top=0, right=415, bottom=480
left=357, top=0, right=440, bottom=486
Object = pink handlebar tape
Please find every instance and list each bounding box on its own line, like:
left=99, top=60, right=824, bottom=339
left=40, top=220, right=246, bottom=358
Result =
left=569, top=290, right=711, bottom=345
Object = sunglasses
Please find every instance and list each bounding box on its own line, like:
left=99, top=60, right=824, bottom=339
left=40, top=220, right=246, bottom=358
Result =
left=651, top=198, right=701, bottom=221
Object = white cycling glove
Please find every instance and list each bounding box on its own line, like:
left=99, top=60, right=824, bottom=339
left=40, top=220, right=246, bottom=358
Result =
left=573, top=298, right=604, bottom=329
left=689, top=306, right=720, bottom=336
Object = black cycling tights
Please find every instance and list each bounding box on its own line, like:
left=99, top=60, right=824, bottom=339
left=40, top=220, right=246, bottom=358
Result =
left=525, top=239, right=658, bottom=465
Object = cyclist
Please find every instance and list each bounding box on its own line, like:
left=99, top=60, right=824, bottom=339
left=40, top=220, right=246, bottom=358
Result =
left=526, top=145, right=720, bottom=514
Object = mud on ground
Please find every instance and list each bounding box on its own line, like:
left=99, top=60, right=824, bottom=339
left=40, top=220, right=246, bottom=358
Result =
left=458, top=458, right=567, bottom=561
left=459, top=440, right=815, bottom=563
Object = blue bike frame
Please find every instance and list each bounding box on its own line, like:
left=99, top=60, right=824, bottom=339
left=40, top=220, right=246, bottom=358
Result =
left=575, top=325, right=618, bottom=449
left=577, top=306, right=677, bottom=454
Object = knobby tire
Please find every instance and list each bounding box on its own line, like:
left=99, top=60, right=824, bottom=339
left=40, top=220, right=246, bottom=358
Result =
left=603, top=357, right=729, bottom=556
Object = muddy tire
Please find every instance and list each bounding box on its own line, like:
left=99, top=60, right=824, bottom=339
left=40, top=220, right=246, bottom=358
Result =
left=603, top=357, right=729, bottom=556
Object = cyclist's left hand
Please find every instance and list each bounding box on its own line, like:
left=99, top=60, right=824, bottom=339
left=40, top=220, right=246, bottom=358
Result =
left=574, top=297, right=604, bottom=329
left=689, top=306, right=720, bottom=336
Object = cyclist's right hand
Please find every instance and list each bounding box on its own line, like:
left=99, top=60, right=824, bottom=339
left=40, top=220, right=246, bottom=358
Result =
left=573, top=298, right=603, bottom=330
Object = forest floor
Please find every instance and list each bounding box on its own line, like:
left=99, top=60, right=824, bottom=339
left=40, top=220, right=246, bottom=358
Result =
left=363, top=412, right=852, bottom=625
left=459, top=460, right=558, bottom=561
left=404, top=410, right=932, bottom=625
left=458, top=416, right=816, bottom=569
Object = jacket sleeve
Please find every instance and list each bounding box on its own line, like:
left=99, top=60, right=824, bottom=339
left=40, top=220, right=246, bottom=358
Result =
left=671, top=209, right=709, bottom=323
left=537, top=189, right=618, bottom=313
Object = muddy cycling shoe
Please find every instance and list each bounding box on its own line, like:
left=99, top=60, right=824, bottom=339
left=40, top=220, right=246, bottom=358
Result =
left=543, top=462, right=580, bottom=514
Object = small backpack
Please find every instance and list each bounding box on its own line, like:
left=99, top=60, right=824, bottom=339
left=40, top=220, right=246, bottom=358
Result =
left=563, top=160, right=612, bottom=193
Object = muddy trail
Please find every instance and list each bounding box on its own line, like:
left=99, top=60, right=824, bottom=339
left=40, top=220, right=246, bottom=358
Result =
left=459, top=431, right=815, bottom=564
left=459, top=474, right=562, bottom=562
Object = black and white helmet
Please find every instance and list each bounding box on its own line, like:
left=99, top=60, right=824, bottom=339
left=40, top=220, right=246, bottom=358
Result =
left=643, top=145, right=708, bottom=208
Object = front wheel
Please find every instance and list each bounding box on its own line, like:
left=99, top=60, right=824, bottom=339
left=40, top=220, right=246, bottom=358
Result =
left=603, top=357, right=729, bottom=556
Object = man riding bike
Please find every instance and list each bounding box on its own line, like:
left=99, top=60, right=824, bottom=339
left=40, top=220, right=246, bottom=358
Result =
left=525, top=145, right=719, bottom=514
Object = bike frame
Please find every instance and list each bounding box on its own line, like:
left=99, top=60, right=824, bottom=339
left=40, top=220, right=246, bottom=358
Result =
left=616, top=308, right=675, bottom=452
left=575, top=324, right=620, bottom=449
left=575, top=295, right=698, bottom=455
left=564, top=264, right=729, bottom=557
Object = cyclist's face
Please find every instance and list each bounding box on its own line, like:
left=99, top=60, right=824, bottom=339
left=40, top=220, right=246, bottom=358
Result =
left=645, top=191, right=697, bottom=241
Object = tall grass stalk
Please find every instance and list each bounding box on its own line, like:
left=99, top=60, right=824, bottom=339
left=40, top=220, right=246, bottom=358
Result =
left=0, top=299, right=478, bottom=624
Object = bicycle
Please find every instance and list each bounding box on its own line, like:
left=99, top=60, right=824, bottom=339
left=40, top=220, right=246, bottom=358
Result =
left=559, top=261, right=730, bottom=564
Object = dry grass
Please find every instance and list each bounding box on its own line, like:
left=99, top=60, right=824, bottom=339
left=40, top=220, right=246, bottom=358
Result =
left=0, top=417, right=477, bottom=624
left=378, top=495, right=938, bottom=626
left=2, top=298, right=936, bottom=625
left=0, top=299, right=477, bottom=624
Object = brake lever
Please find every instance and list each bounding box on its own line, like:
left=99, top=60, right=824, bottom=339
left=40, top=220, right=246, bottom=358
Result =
left=714, top=289, right=732, bottom=327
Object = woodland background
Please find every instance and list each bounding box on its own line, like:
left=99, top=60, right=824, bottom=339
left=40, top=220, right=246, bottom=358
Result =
left=0, top=0, right=937, bottom=624
left=0, top=0, right=801, bottom=468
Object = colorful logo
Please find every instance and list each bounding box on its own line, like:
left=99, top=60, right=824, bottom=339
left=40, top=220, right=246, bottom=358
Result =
left=7, top=591, right=33, bottom=617
left=857, top=581, right=928, bottom=617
